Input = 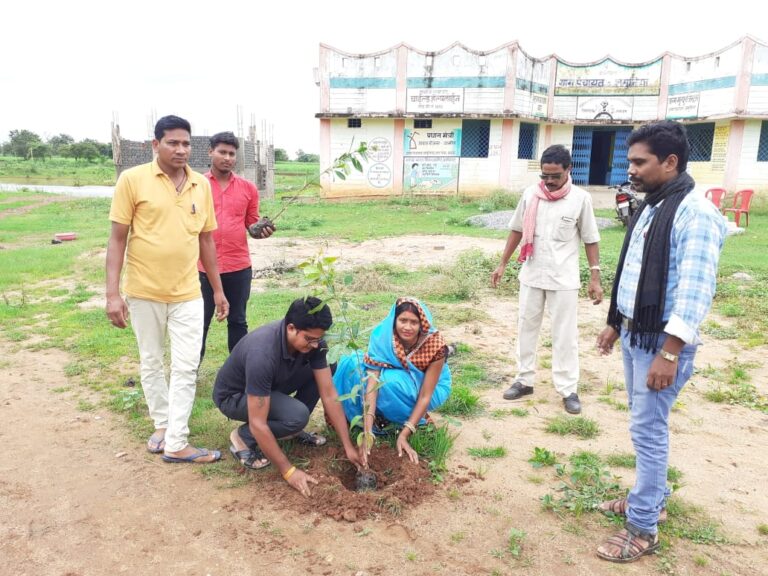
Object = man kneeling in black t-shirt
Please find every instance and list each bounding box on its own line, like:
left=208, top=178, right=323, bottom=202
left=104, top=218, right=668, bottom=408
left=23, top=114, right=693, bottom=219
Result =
left=213, top=296, right=364, bottom=497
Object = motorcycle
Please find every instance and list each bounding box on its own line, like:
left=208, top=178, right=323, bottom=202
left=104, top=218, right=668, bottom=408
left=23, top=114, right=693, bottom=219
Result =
left=610, top=181, right=640, bottom=227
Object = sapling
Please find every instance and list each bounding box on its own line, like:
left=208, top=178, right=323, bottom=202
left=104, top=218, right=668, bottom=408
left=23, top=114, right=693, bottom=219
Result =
left=248, top=140, right=369, bottom=238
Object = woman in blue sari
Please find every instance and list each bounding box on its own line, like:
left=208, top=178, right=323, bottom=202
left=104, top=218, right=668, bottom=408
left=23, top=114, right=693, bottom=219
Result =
left=333, top=297, right=451, bottom=463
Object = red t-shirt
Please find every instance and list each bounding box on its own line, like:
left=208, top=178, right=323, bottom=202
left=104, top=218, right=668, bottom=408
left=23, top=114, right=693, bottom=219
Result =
left=198, top=171, right=260, bottom=274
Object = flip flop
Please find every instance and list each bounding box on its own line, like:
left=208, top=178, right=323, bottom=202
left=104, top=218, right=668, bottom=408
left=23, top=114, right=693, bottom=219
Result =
left=161, top=447, right=222, bottom=464
left=146, top=433, right=165, bottom=454
left=229, top=445, right=271, bottom=470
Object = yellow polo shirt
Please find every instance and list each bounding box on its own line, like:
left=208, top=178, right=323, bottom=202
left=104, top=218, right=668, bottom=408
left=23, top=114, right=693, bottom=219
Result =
left=109, top=161, right=217, bottom=302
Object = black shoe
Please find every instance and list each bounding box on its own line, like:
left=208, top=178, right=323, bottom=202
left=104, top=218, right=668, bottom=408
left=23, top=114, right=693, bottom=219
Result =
left=563, top=393, right=582, bottom=414
left=503, top=381, right=533, bottom=400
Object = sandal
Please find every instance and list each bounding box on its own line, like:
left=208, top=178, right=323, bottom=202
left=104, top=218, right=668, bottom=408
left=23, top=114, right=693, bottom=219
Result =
left=597, top=524, right=660, bottom=563
left=598, top=497, right=667, bottom=524
left=161, top=447, right=222, bottom=464
left=146, top=431, right=166, bottom=454
left=229, top=445, right=271, bottom=470
left=295, top=431, right=327, bottom=447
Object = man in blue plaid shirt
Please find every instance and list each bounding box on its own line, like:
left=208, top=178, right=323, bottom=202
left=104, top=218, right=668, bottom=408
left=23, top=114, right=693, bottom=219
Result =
left=595, top=121, right=727, bottom=563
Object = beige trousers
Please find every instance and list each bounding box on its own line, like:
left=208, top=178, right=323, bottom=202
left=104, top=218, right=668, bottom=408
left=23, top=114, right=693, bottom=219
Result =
left=127, top=297, right=203, bottom=452
left=515, top=285, right=579, bottom=397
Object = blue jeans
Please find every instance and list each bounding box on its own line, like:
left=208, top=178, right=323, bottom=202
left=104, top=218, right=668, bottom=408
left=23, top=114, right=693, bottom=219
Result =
left=621, top=328, right=696, bottom=533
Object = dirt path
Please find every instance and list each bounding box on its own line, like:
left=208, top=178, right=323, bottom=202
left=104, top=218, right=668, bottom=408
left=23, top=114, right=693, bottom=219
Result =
left=2, top=234, right=767, bottom=575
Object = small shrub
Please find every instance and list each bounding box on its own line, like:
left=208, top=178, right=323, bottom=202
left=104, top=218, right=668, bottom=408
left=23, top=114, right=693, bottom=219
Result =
left=604, top=453, right=635, bottom=468
left=545, top=416, right=600, bottom=439
left=528, top=447, right=558, bottom=468
left=540, top=451, right=623, bottom=516
left=438, top=384, right=482, bottom=417
left=408, top=424, right=457, bottom=482
left=467, top=446, right=507, bottom=459
left=507, top=528, right=526, bottom=558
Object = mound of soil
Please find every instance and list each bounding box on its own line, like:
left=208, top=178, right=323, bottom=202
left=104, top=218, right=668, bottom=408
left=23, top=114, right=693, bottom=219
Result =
left=259, top=444, right=435, bottom=522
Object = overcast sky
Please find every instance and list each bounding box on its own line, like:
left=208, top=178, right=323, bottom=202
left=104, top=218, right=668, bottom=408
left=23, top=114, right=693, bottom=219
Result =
left=1, top=1, right=760, bottom=157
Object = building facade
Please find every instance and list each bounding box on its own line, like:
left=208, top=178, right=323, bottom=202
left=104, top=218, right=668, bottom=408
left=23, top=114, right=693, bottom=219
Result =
left=315, top=36, right=768, bottom=198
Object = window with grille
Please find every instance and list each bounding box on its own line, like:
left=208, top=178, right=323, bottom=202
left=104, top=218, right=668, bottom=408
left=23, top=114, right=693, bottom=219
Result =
left=758, top=121, right=768, bottom=162
left=414, top=119, right=432, bottom=129
left=518, top=122, right=538, bottom=160
left=686, top=123, right=715, bottom=161
left=347, top=118, right=362, bottom=128
left=461, top=119, right=490, bottom=158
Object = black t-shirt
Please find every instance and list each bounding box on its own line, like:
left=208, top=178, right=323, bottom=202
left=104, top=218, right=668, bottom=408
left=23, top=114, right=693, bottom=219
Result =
left=213, top=319, right=328, bottom=406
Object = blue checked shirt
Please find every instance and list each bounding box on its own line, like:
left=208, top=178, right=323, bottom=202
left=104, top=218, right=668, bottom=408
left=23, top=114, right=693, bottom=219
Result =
left=617, top=192, right=727, bottom=345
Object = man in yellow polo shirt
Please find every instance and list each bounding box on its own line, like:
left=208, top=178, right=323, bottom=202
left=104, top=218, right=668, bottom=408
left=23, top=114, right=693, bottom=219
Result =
left=106, top=115, right=229, bottom=464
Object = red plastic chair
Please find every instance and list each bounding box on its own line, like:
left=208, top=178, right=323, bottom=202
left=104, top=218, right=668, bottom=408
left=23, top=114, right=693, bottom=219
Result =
left=705, top=187, right=727, bottom=210
left=723, top=189, right=754, bottom=228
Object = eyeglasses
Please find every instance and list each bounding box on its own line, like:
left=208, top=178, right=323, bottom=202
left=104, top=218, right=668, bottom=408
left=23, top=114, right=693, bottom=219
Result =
left=301, top=331, right=323, bottom=346
left=539, top=173, right=565, bottom=181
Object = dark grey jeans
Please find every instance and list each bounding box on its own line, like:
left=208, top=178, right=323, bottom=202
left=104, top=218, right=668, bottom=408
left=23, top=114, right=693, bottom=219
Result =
left=217, top=376, right=320, bottom=450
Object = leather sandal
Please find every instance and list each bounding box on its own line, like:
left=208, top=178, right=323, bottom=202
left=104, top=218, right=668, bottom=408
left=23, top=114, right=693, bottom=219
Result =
left=597, top=524, right=660, bottom=563
left=598, top=497, right=667, bottom=524
left=229, top=445, right=271, bottom=470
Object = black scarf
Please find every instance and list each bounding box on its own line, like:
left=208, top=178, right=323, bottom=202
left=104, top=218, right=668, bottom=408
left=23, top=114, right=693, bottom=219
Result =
left=607, top=172, right=695, bottom=352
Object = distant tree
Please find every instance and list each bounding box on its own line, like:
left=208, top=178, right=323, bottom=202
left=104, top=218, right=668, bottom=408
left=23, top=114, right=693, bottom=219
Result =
left=81, top=138, right=112, bottom=159
left=47, top=133, right=74, bottom=155
left=28, top=143, right=52, bottom=161
left=273, top=148, right=289, bottom=162
left=0, top=141, right=11, bottom=155
left=62, top=141, right=100, bottom=162
left=295, top=149, right=319, bottom=163
left=79, top=142, right=101, bottom=162
left=8, top=129, right=42, bottom=158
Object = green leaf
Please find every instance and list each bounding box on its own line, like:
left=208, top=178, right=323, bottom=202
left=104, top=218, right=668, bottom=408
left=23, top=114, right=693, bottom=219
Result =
left=335, top=170, right=346, bottom=180
left=350, top=415, right=362, bottom=429
left=356, top=431, right=364, bottom=447
left=343, top=274, right=354, bottom=285
left=351, top=157, right=363, bottom=172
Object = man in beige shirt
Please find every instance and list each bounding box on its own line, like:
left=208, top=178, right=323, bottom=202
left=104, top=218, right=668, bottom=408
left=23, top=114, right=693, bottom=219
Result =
left=491, top=144, right=602, bottom=414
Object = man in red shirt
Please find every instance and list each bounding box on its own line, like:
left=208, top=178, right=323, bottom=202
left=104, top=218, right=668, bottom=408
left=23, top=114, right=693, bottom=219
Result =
left=199, top=132, right=274, bottom=361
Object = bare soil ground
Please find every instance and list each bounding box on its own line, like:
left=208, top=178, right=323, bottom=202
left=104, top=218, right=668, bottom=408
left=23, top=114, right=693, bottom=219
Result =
left=1, top=234, right=767, bottom=576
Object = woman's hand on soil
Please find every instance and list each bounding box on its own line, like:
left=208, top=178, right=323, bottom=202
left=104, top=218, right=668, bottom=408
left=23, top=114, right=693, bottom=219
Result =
left=396, top=432, right=419, bottom=464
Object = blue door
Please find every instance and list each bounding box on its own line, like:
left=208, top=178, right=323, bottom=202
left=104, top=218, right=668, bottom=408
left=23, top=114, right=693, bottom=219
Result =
left=608, top=128, right=633, bottom=185
left=571, top=127, right=593, bottom=185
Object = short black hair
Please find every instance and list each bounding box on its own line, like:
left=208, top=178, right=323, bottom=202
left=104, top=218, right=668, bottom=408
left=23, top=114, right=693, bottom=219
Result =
left=209, top=131, right=239, bottom=150
left=154, top=115, right=192, bottom=141
left=540, top=144, right=572, bottom=169
left=285, top=296, right=333, bottom=330
left=627, top=120, right=689, bottom=172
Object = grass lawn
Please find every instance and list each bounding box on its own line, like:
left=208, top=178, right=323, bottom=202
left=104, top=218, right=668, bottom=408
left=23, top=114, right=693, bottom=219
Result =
left=0, top=189, right=766, bottom=449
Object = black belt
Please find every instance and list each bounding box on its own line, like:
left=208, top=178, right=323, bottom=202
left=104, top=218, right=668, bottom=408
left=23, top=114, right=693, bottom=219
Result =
left=621, top=315, right=666, bottom=331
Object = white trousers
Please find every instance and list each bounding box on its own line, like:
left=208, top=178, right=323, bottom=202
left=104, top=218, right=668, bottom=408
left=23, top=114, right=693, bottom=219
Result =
left=127, top=297, right=203, bottom=452
left=515, top=285, right=579, bottom=397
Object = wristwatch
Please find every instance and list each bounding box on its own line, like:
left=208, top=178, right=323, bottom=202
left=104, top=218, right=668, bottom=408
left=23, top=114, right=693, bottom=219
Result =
left=658, top=349, right=678, bottom=363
